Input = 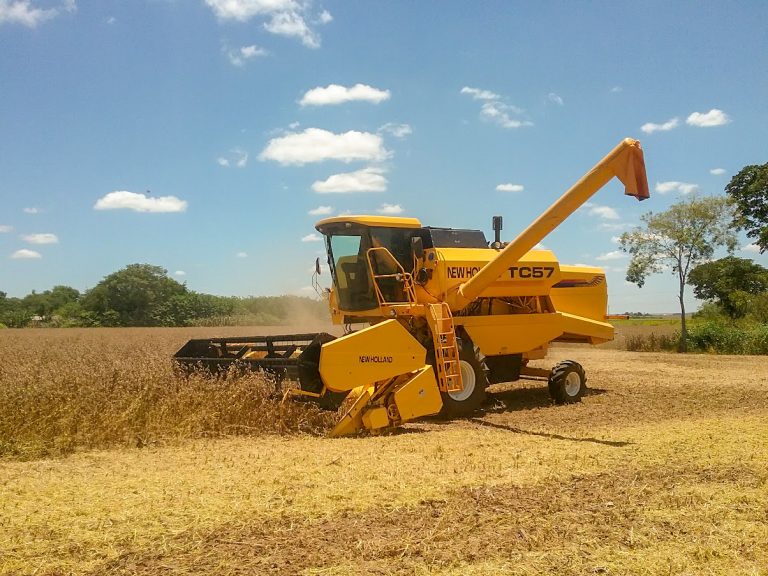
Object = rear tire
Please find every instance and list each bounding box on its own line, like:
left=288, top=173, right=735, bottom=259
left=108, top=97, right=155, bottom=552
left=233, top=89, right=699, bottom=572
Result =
left=548, top=360, right=586, bottom=404
left=440, top=341, right=489, bottom=417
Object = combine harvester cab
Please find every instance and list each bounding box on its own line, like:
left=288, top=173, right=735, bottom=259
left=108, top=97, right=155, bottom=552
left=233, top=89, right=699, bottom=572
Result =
left=176, top=138, right=649, bottom=437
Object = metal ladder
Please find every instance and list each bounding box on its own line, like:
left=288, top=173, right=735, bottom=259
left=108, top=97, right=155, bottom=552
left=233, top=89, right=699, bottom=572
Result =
left=427, top=303, right=463, bottom=393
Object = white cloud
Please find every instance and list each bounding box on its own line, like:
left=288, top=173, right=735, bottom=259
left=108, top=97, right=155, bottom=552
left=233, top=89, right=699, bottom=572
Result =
left=174, top=270, right=186, bottom=276
left=640, top=117, right=679, bottom=134
left=742, top=243, right=761, bottom=253
left=301, top=233, right=322, bottom=242
left=589, top=206, right=619, bottom=220
left=312, top=167, right=388, bottom=193
left=226, top=44, right=267, bottom=66
left=22, top=233, right=58, bottom=244
left=205, top=0, right=295, bottom=20
left=610, top=236, right=621, bottom=244
left=236, top=251, right=248, bottom=258
left=260, top=128, right=390, bottom=166
left=11, top=248, right=41, bottom=259
left=0, top=0, right=74, bottom=27
left=460, top=87, right=500, bottom=101
left=217, top=148, right=248, bottom=168
left=709, top=168, right=726, bottom=176
left=0, top=225, right=12, bottom=233
left=584, top=202, right=620, bottom=220
left=547, top=92, right=564, bottom=106
left=377, top=203, right=403, bottom=215
left=317, top=9, right=331, bottom=23
left=23, top=207, right=38, bottom=214
left=479, top=101, right=532, bottom=129
left=686, top=109, right=730, bottom=128
left=264, top=9, right=318, bottom=48
left=94, top=191, right=188, bottom=213
left=596, top=250, right=627, bottom=261
left=106, top=15, right=115, bottom=24
left=655, top=181, right=699, bottom=195
left=610, top=86, right=623, bottom=93
left=300, top=83, right=390, bottom=106
left=461, top=86, right=532, bottom=129
left=378, top=123, right=412, bottom=139
left=308, top=205, right=333, bottom=215
left=240, top=44, right=265, bottom=58
left=204, top=0, right=328, bottom=48
left=496, top=183, right=524, bottom=192
left=235, top=150, right=248, bottom=167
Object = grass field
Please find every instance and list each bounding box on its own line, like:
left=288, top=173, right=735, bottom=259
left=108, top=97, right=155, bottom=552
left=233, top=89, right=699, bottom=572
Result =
left=1, top=327, right=767, bottom=575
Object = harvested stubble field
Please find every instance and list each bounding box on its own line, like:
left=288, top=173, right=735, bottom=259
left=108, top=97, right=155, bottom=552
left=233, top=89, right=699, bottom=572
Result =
left=1, top=327, right=767, bottom=576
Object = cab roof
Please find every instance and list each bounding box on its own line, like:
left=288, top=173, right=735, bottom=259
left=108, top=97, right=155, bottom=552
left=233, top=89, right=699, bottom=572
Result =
left=315, top=215, right=423, bottom=231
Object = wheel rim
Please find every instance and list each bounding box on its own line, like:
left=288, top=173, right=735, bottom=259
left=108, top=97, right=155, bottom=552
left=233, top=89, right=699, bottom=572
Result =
left=564, top=371, right=582, bottom=397
left=448, top=360, right=476, bottom=402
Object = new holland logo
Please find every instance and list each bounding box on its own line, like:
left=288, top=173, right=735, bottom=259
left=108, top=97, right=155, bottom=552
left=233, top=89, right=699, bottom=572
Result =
left=359, top=354, right=394, bottom=363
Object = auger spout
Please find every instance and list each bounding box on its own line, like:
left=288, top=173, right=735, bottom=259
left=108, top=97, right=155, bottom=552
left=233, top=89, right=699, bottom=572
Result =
left=452, top=138, right=649, bottom=310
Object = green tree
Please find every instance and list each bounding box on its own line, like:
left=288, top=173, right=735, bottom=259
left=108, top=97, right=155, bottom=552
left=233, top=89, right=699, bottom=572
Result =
left=21, top=285, right=81, bottom=320
left=48, top=285, right=81, bottom=312
left=725, top=162, right=768, bottom=253
left=688, top=257, right=768, bottom=318
left=0, top=295, right=28, bottom=327
left=620, top=196, right=737, bottom=351
left=81, top=264, right=188, bottom=326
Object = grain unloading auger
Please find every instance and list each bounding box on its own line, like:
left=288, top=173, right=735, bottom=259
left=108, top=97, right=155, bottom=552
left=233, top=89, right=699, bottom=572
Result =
left=174, top=138, right=649, bottom=437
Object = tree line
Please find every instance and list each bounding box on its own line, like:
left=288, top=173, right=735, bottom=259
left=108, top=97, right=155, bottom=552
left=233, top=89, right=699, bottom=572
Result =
left=0, top=264, right=326, bottom=328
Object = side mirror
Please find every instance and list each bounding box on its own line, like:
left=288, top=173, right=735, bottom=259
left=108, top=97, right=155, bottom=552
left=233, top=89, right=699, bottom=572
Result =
left=315, top=257, right=321, bottom=275
left=411, top=237, right=424, bottom=259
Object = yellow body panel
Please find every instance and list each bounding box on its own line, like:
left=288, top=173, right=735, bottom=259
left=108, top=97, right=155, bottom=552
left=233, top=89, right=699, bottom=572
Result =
left=316, top=215, right=422, bottom=229
left=459, top=313, right=563, bottom=356
left=319, top=320, right=426, bottom=392
left=329, top=366, right=443, bottom=437
left=550, top=265, right=608, bottom=323
left=329, top=386, right=372, bottom=437
left=362, top=406, right=390, bottom=431
left=559, top=312, right=614, bottom=344
left=393, top=366, right=442, bottom=420
left=428, top=249, right=561, bottom=305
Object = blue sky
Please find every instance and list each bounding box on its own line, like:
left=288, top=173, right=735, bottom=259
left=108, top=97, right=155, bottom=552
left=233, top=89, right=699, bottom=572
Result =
left=1, top=0, right=767, bottom=313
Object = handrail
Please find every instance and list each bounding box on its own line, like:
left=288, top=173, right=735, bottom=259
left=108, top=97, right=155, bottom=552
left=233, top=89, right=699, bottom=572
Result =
left=453, top=138, right=649, bottom=310
left=366, top=247, right=417, bottom=304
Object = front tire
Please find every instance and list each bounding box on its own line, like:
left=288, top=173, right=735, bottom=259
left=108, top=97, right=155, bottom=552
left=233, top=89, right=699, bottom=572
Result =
left=440, top=342, right=489, bottom=416
left=548, top=360, right=587, bottom=404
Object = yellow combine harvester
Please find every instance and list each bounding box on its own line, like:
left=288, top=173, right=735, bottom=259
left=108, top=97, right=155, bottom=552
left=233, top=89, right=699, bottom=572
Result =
left=175, top=138, right=649, bottom=436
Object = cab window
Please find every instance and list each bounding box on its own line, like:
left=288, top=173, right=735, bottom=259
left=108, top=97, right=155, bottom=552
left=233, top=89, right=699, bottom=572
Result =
left=327, top=233, right=378, bottom=311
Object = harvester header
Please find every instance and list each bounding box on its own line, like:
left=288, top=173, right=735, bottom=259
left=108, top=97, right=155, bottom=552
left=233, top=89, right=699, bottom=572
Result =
left=175, top=138, right=650, bottom=437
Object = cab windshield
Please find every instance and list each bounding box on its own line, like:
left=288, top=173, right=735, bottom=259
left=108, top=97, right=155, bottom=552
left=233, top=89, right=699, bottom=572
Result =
left=327, top=232, right=378, bottom=311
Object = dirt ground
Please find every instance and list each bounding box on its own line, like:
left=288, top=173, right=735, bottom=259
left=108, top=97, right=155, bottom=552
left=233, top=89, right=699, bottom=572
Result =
left=1, top=330, right=767, bottom=575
